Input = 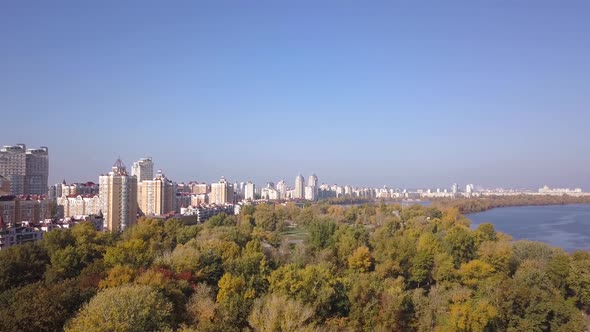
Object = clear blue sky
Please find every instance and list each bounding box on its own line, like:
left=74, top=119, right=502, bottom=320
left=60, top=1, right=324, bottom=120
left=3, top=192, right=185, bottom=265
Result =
left=1, top=1, right=589, bottom=189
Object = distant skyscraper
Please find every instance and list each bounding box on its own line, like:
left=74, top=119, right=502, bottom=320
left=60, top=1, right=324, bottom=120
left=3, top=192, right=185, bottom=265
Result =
left=304, top=186, right=316, bottom=201
left=0, top=144, right=48, bottom=195
left=308, top=174, right=318, bottom=188
left=25, top=147, right=49, bottom=195
left=294, top=174, right=305, bottom=199
left=210, top=177, right=234, bottom=204
left=138, top=170, right=175, bottom=216
left=276, top=180, right=287, bottom=199
left=452, top=183, right=459, bottom=194
left=99, top=159, right=138, bottom=232
left=244, top=182, right=255, bottom=201
left=131, top=157, right=154, bottom=182
left=0, top=145, right=27, bottom=195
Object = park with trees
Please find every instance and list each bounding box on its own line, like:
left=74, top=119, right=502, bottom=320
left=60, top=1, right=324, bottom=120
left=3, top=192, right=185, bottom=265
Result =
left=0, top=201, right=588, bottom=331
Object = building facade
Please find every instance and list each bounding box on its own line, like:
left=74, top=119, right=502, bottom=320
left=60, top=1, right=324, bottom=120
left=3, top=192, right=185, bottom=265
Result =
left=131, top=157, right=154, bottom=182
left=210, top=177, right=234, bottom=204
left=99, top=159, right=138, bottom=232
left=0, top=144, right=49, bottom=195
left=0, top=145, right=27, bottom=195
left=57, top=195, right=102, bottom=218
left=25, top=147, right=49, bottom=195
left=244, top=182, right=255, bottom=201
left=294, top=174, right=305, bottom=199
left=0, top=175, right=10, bottom=196
left=138, top=170, right=175, bottom=216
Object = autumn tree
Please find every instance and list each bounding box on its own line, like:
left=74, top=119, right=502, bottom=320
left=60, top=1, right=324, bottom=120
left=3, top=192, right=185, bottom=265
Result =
left=65, top=284, right=173, bottom=332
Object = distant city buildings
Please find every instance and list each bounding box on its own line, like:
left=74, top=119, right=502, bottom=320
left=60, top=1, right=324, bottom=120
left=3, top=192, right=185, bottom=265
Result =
left=3, top=141, right=590, bottom=240
left=99, top=159, right=138, bottom=232
left=131, top=157, right=154, bottom=182
left=58, top=194, right=102, bottom=218
left=294, top=174, right=305, bottom=199
left=276, top=180, right=287, bottom=200
left=451, top=183, right=459, bottom=195
left=210, top=177, right=234, bottom=204
left=538, top=185, right=584, bottom=196
left=0, top=144, right=49, bottom=195
left=138, top=170, right=175, bottom=216
left=244, top=182, right=255, bottom=201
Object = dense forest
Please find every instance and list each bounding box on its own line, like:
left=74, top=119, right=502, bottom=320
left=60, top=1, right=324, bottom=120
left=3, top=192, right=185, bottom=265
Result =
left=0, top=202, right=588, bottom=331
left=434, top=194, right=590, bottom=214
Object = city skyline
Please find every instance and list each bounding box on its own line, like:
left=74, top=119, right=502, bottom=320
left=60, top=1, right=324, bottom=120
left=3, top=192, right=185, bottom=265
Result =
left=1, top=2, right=589, bottom=189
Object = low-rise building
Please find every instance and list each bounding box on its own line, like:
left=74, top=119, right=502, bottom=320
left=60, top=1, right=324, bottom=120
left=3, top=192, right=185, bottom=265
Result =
left=180, top=204, right=235, bottom=223
left=0, top=219, right=44, bottom=250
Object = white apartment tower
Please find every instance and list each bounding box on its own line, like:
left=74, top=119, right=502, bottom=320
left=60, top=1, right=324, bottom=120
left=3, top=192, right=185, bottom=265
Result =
left=308, top=174, right=318, bottom=188
left=0, top=145, right=26, bottom=195
left=99, top=159, right=138, bottom=232
left=0, top=144, right=49, bottom=195
left=138, top=170, right=175, bottom=216
left=244, top=182, right=256, bottom=201
left=294, top=174, right=305, bottom=199
left=276, top=180, right=287, bottom=200
left=25, top=147, right=49, bottom=195
left=210, top=177, right=234, bottom=204
left=131, top=157, right=154, bottom=182
left=304, top=186, right=316, bottom=201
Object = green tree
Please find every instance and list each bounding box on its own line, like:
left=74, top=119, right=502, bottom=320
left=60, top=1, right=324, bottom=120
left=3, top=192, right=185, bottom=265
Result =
left=348, top=246, right=373, bottom=273
left=566, top=251, right=590, bottom=307
left=409, top=249, right=434, bottom=287
left=65, top=284, right=173, bottom=332
left=269, top=264, right=349, bottom=320
left=0, top=242, right=48, bottom=292
left=42, top=228, right=75, bottom=256
left=253, top=203, right=279, bottom=231
left=0, top=279, right=93, bottom=332
left=444, top=226, right=476, bottom=267
left=307, top=219, right=336, bottom=251
left=45, top=245, right=83, bottom=282
left=103, top=238, right=152, bottom=268
left=216, top=273, right=254, bottom=330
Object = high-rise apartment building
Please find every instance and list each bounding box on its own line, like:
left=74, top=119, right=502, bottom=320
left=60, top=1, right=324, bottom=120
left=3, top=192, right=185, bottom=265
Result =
left=131, top=157, right=154, bottom=182
left=25, top=147, right=49, bottom=195
left=0, top=175, right=10, bottom=196
left=191, top=183, right=209, bottom=195
left=0, top=144, right=49, bottom=195
left=138, top=170, right=175, bottom=216
left=308, top=174, right=318, bottom=188
left=276, top=180, right=287, bottom=199
left=99, top=159, right=138, bottom=232
left=0, top=145, right=27, bottom=195
left=308, top=174, right=318, bottom=199
left=304, top=186, right=316, bottom=201
left=210, top=177, right=234, bottom=204
left=294, top=174, right=305, bottom=199
left=244, top=182, right=255, bottom=201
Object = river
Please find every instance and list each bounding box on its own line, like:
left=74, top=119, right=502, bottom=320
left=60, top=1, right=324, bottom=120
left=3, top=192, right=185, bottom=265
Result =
left=467, top=204, right=590, bottom=252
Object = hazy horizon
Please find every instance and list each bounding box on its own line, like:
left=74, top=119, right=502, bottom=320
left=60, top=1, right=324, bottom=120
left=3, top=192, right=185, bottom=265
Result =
left=2, top=1, right=589, bottom=189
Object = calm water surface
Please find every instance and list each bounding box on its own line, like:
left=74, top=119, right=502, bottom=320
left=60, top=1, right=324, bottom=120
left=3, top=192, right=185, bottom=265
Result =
left=468, top=204, right=590, bottom=252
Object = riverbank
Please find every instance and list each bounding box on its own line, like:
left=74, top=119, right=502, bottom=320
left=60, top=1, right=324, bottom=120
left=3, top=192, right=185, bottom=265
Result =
left=432, top=194, right=590, bottom=214
left=467, top=204, right=590, bottom=252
